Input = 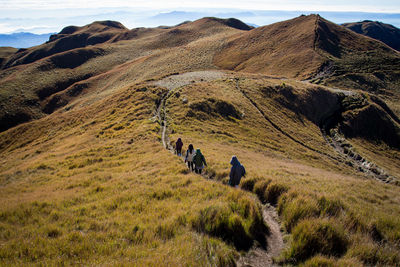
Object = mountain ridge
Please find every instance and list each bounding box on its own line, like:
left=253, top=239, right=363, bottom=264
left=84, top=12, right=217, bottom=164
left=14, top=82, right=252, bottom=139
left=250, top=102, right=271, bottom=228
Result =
left=343, top=20, right=400, bottom=51
left=1, top=15, right=399, bottom=133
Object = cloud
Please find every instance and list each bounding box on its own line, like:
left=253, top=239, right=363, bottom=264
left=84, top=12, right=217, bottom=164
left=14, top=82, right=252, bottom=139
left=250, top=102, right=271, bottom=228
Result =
left=0, top=0, right=399, bottom=12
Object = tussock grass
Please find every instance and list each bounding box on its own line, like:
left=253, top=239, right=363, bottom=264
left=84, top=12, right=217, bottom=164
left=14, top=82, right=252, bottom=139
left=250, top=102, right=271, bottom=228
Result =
left=2, top=15, right=400, bottom=265
left=0, top=83, right=268, bottom=265
left=166, top=77, right=400, bottom=265
left=285, top=218, right=348, bottom=263
left=191, top=191, right=267, bottom=250
left=302, top=255, right=336, bottom=267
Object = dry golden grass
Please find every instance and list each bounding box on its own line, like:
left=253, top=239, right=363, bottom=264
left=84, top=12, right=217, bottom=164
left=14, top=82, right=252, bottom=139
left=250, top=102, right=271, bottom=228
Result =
left=166, top=75, right=400, bottom=265
left=1, top=15, right=400, bottom=266
left=214, top=15, right=324, bottom=79
left=0, top=82, right=270, bottom=265
left=0, top=17, right=244, bottom=132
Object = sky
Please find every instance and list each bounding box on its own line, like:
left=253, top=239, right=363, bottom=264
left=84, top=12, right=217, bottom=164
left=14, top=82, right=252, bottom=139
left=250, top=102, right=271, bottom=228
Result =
left=0, top=0, right=399, bottom=34
left=1, top=0, right=400, bottom=12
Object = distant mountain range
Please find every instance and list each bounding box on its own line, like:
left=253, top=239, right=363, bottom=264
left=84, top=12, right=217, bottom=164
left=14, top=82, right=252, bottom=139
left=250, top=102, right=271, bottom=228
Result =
left=1, top=9, right=400, bottom=48
left=0, top=32, right=54, bottom=48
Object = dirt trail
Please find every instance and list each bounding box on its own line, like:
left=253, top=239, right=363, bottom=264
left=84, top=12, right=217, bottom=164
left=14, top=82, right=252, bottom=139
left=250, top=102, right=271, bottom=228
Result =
left=153, top=70, right=226, bottom=150
left=237, top=204, right=284, bottom=267
left=153, top=71, right=285, bottom=267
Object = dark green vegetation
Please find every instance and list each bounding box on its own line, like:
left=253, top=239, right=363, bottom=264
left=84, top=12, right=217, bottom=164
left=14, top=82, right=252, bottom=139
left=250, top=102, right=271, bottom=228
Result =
left=1, top=14, right=400, bottom=266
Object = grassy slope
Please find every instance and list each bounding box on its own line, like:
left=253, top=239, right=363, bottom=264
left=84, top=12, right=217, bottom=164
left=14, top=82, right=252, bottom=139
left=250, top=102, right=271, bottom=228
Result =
left=1, top=15, right=400, bottom=266
left=312, top=17, right=400, bottom=117
left=166, top=76, right=400, bottom=265
left=1, top=71, right=400, bottom=265
left=0, top=19, right=242, bottom=132
left=213, top=14, right=400, bottom=117
left=213, top=15, right=324, bottom=79
left=0, top=83, right=268, bottom=265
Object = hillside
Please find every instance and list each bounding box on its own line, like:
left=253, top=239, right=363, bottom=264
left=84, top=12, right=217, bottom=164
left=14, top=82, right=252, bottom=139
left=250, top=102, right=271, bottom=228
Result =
left=1, top=15, right=400, bottom=266
left=343, top=20, right=400, bottom=51
left=215, top=15, right=400, bottom=97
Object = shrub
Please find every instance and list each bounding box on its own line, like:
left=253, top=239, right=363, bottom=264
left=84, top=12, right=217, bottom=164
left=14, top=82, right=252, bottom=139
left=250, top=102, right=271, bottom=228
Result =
left=285, top=218, right=348, bottom=263
left=187, top=98, right=241, bottom=120
left=191, top=205, right=252, bottom=250
left=264, top=183, right=288, bottom=206
left=201, top=237, right=237, bottom=267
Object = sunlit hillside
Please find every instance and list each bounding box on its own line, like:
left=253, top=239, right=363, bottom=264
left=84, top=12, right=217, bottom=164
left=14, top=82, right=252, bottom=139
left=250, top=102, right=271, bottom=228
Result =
left=1, top=15, right=400, bottom=266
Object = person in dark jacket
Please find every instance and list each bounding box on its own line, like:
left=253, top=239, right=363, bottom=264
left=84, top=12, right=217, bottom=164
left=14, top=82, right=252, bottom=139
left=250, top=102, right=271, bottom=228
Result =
left=193, top=149, right=207, bottom=174
left=175, top=138, right=183, bottom=156
left=229, top=156, right=246, bottom=187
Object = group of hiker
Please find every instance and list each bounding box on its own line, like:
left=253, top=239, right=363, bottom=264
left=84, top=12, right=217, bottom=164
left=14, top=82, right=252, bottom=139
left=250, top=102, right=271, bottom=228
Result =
left=175, top=138, right=246, bottom=187
left=175, top=138, right=207, bottom=174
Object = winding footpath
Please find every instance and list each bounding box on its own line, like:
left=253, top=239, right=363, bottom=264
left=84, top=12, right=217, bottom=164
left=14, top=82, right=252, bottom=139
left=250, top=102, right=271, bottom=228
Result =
left=152, top=71, right=285, bottom=266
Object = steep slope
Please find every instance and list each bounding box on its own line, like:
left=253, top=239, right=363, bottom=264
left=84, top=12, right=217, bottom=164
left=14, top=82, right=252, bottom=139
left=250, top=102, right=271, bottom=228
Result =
left=165, top=74, right=400, bottom=265
left=0, top=82, right=269, bottom=265
left=214, top=14, right=325, bottom=79
left=343, top=20, right=400, bottom=51
left=214, top=15, right=400, bottom=96
left=312, top=16, right=400, bottom=93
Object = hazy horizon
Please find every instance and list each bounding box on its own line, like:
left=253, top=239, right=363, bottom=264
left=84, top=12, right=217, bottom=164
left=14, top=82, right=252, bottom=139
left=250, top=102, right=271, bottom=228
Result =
left=0, top=7, right=399, bottom=36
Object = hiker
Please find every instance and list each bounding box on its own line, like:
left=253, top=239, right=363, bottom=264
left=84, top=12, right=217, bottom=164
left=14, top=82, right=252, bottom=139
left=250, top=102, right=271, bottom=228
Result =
left=229, top=156, right=246, bottom=188
left=176, top=138, right=183, bottom=156
left=185, top=144, right=195, bottom=171
left=193, top=148, right=207, bottom=174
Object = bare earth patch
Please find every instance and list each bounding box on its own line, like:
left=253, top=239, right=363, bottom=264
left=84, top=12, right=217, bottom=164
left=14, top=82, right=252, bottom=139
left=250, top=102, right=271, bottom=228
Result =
left=152, top=70, right=226, bottom=90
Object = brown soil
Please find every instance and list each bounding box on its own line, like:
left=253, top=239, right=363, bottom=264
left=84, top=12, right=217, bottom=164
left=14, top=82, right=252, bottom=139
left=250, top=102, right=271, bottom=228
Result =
left=237, top=204, right=284, bottom=267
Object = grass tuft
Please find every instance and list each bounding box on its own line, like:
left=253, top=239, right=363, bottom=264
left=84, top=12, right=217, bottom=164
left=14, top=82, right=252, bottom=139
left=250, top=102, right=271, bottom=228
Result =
left=240, top=176, right=261, bottom=192
left=284, top=218, right=348, bottom=263
left=191, top=192, right=267, bottom=250
left=278, top=193, right=320, bottom=232
left=253, top=179, right=272, bottom=202
left=264, top=182, right=289, bottom=206
left=317, top=196, right=344, bottom=217
left=302, top=254, right=335, bottom=267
